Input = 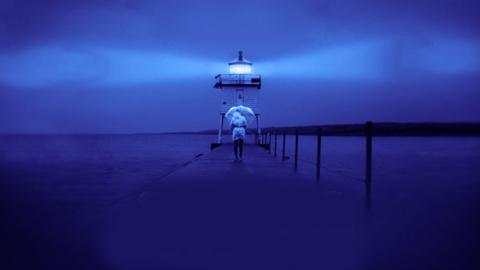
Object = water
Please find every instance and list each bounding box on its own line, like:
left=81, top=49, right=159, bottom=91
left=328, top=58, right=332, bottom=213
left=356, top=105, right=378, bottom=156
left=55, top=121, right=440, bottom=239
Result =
left=280, top=135, right=480, bottom=218
left=0, top=134, right=217, bottom=269
left=1, top=134, right=479, bottom=269
left=0, top=134, right=216, bottom=207
left=276, top=135, right=480, bottom=269
left=280, top=135, right=480, bottom=181
left=2, top=134, right=479, bottom=207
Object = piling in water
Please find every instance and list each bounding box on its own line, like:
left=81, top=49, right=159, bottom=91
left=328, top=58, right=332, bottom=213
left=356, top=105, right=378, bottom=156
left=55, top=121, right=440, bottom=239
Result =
left=316, top=128, right=322, bottom=180
left=365, top=121, right=373, bottom=183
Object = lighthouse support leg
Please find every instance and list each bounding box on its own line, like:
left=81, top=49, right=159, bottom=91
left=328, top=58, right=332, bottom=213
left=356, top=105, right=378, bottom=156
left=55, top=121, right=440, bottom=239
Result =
left=217, top=113, right=225, bottom=144
left=255, top=114, right=261, bottom=144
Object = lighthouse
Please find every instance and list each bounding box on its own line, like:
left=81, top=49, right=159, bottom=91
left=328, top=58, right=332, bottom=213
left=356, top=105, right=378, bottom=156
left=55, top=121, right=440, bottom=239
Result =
left=214, top=51, right=262, bottom=144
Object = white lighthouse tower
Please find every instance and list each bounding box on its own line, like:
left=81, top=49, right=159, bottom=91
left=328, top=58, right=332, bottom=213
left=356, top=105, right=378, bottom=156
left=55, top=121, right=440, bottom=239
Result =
left=214, top=51, right=262, bottom=145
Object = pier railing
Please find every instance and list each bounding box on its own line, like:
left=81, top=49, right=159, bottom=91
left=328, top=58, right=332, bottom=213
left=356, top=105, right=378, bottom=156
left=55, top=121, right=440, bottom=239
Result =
left=258, top=121, right=480, bottom=182
left=259, top=122, right=375, bottom=183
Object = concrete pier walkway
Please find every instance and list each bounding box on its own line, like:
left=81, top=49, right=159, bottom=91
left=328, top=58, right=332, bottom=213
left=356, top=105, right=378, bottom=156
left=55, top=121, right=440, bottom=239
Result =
left=101, top=144, right=366, bottom=270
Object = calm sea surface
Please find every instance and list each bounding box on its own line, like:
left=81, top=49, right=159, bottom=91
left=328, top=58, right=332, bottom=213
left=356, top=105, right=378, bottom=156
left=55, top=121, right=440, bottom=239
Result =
left=1, top=134, right=478, bottom=207
left=0, top=134, right=216, bottom=207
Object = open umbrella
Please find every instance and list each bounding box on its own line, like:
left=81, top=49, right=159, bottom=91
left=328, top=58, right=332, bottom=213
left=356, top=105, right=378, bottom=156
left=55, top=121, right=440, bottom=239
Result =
left=225, top=105, right=256, bottom=125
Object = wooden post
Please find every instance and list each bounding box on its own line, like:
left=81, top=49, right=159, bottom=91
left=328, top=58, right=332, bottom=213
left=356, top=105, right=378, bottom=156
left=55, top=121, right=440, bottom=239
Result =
left=316, top=128, right=322, bottom=180
left=264, top=133, right=267, bottom=150
left=255, top=114, right=260, bottom=144
left=365, top=181, right=372, bottom=210
left=294, top=130, right=299, bottom=169
left=365, top=121, right=373, bottom=183
left=268, top=132, right=272, bottom=152
left=274, top=133, right=278, bottom=157
left=282, top=132, right=286, bottom=161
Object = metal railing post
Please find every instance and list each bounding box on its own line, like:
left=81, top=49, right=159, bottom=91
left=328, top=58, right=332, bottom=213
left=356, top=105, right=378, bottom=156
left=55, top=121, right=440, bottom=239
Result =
left=268, top=132, right=272, bottom=152
left=282, top=132, right=286, bottom=161
left=294, top=129, right=299, bottom=169
left=274, top=133, right=278, bottom=157
left=316, top=128, right=322, bottom=180
left=264, top=133, right=268, bottom=150
left=365, top=121, right=373, bottom=183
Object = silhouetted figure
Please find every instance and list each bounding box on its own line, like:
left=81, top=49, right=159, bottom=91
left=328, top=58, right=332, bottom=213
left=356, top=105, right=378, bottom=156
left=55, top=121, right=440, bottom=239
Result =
left=230, top=112, right=247, bottom=161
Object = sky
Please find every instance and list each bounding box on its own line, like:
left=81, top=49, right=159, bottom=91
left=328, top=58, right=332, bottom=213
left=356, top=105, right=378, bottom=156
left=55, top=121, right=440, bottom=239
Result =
left=0, top=0, right=479, bottom=133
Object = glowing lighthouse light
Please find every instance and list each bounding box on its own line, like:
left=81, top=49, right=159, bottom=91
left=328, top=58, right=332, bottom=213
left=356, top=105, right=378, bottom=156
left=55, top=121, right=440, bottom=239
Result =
left=229, top=64, right=251, bottom=74
left=228, top=51, right=252, bottom=74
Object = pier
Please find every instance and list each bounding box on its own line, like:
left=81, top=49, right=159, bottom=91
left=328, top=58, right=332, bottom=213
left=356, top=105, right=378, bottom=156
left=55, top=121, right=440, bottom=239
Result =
left=106, top=143, right=366, bottom=269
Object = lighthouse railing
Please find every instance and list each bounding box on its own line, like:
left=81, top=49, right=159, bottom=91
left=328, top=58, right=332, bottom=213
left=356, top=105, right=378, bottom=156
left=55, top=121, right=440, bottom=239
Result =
left=214, top=74, right=261, bottom=88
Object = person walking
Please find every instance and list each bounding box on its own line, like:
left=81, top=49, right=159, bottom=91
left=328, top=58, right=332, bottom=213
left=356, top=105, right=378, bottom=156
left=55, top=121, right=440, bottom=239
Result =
left=230, top=112, right=247, bottom=161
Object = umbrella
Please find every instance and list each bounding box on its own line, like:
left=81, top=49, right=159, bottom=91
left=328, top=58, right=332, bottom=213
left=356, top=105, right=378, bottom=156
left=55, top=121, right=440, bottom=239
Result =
left=225, top=105, right=256, bottom=124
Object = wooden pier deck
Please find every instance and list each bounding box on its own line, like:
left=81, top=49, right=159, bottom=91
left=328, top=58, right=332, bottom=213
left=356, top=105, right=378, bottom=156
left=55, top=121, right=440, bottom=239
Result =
left=103, top=144, right=366, bottom=270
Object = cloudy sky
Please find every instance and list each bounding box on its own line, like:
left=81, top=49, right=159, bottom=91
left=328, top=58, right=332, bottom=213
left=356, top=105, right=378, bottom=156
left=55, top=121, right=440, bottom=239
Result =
left=0, top=0, right=479, bottom=133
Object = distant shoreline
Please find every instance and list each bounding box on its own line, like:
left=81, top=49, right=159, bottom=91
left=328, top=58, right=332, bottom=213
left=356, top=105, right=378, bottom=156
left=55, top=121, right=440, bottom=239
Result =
left=1, top=123, right=480, bottom=136
left=168, top=122, right=480, bottom=136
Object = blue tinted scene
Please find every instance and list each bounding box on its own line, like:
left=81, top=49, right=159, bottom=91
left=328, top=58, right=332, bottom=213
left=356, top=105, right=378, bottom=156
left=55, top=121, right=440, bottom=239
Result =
left=1, top=1, right=479, bottom=269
